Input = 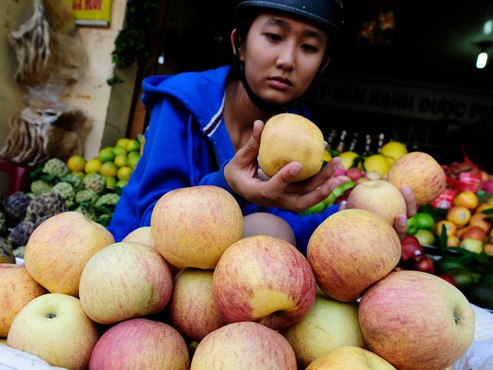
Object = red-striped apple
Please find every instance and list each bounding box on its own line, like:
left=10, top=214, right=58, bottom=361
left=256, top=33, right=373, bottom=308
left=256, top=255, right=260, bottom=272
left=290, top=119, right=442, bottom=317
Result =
left=191, top=322, right=297, bottom=369
left=307, top=209, right=401, bottom=302
left=79, top=241, right=173, bottom=325
left=358, top=270, right=475, bottom=370
left=212, top=235, right=316, bottom=330
left=89, top=318, right=189, bottom=370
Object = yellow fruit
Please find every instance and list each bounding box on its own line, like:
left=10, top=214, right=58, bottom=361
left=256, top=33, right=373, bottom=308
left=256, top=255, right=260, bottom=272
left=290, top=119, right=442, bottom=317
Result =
left=98, top=147, right=116, bottom=163
left=116, top=138, right=131, bottom=149
left=113, top=146, right=127, bottom=157
left=127, top=154, right=140, bottom=169
left=380, top=141, right=408, bottom=160
left=84, top=158, right=102, bottom=174
left=125, top=139, right=140, bottom=153
left=258, top=113, right=325, bottom=182
left=363, top=154, right=391, bottom=177
left=105, top=176, right=117, bottom=189
left=117, top=166, right=133, bottom=181
left=454, top=190, right=479, bottom=210
left=100, top=162, right=118, bottom=177
left=323, top=149, right=332, bottom=163
left=67, top=155, right=87, bottom=173
left=338, top=151, right=359, bottom=170
left=115, top=179, right=128, bottom=188
left=114, top=154, right=128, bottom=168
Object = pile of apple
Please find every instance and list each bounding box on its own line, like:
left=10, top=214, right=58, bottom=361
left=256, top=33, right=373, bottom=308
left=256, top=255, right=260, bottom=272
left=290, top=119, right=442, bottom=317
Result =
left=0, top=151, right=477, bottom=370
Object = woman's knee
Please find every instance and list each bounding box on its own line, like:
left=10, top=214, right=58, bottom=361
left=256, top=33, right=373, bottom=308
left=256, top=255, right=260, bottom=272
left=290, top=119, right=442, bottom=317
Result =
left=242, top=212, right=296, bottom=247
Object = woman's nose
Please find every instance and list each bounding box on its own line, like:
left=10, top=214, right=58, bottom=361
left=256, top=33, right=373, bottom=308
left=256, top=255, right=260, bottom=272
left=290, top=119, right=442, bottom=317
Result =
left=276, top=43, right=296, bottom=71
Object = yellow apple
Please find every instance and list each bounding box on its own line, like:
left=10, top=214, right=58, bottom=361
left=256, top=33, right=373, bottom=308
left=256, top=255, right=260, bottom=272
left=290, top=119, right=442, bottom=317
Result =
left=279, top=293, right=366, bottom=368
left=307, top=209, right=401, bottom=302
left=7, top=293, right=99, bottom=370
left=306, top=346, right=397, bottom=369
left=258, top=113, right=325, bottom=181
left=151, top=185, right=243, bottom=269
left=24, top=211, right=115, bottom=296
left=345, top=180, right=407, bottom=224
left=0, top=264, right=48, bottom=337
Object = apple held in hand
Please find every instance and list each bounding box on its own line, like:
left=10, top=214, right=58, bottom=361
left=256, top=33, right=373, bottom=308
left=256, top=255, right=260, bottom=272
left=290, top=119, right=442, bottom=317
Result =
left=306, top=346, right=397, bottom=370
left=191, top=322, right=297, bottom=370
left=0, top=264, right=48, bottom=337
left=24, top=211, right=115, bottom=296
left=358, top=270, right=476, bottom=370
left=89, top=318, right=190, bottom=370
left=212, top=235, right=316, bottom=330
left=151, top=185, right=243, bottom=269
left=308, top=209, right=401, bottom=302
left=168, top=268, right=227, bottom=342
left=7, top=293, right=99, bottom=370
left=345, top=180, right=407, bottom=224
left=79, top=241, right=173, bottom=325
left=279, top=293, right=366, bottom=368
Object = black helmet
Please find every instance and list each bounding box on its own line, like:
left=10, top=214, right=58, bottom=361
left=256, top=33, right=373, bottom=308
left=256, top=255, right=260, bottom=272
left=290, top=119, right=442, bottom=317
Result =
left=235, top=0, right=344, bottom=50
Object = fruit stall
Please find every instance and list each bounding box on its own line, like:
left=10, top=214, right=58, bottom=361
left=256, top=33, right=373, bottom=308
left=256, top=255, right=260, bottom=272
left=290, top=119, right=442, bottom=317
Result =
left=1, top=131, right=493, bottom=369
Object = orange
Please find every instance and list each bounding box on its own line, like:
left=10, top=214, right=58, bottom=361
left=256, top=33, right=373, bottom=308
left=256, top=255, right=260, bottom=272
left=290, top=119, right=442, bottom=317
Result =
left=453, top=190, right=479, bottom=210
left=114, top=154, right=128, bottom=168
left=446, top=206, right=471, bottom=227
left=98, top=147, right=116, bottom=163
left=474, top=203, right=493, bottom=214
left=434, top=220, right=457, bottom=237
left=100, top=162, right=118, bottom=177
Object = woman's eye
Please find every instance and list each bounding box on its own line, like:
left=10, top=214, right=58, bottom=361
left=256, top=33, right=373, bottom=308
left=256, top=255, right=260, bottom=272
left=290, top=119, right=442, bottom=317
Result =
left=264, top=33, right=282, bottom=41
left=302, top=44, right=319, bottom=53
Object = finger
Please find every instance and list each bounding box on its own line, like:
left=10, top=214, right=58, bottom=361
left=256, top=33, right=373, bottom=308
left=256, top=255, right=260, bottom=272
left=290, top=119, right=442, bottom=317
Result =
left=394, top=214, right=408, bottom=240
left=400, top=184, right=417, bottom=218
left=240, top=120, right=264, bottom=160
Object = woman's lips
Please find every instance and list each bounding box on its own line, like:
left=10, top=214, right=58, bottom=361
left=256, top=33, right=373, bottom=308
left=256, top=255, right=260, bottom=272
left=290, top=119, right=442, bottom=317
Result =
left=267, top=77, right=293, bottom=91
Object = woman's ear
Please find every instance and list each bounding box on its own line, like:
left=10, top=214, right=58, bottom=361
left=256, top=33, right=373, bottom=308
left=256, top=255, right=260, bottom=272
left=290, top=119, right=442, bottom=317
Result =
left=230, top=29, right=245, bottom=61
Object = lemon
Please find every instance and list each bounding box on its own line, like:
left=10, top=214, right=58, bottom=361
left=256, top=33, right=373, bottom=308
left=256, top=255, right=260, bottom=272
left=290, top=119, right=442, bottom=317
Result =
left=125, top=139, right=140, bottom=153
left=114, top=154, right=128, bottom=168
left=127, top=154, right=140, bottom=169
left=84, top=158, right=102, bottom=174
left=98, top=147, right=116, bottom=163
left=338, top=151, right=359, bottom=170
left=116, top=138, right=131, bottom=149
left=105, top=176, right=117, bottom=189
left=323, top=149, right=332, bottom=163
left=100, top=162, right=118, bottom=177
left=116, top=179, right=129, bottom=188
left=117, top=166, right=133, bottom=181
left=380, top=141, right=408, bottom=160
left=67, top=155, right=87, bottom=173
left=113, top=146, right=127, bottom=157
left=363, top=154, right=391, bottom=177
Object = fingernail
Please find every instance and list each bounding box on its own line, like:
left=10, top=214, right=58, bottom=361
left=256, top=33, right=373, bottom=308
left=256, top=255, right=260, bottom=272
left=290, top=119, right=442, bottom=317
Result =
left=401, top=184, right=411, bottom=195
left=290, top=163, right=303, bottom=176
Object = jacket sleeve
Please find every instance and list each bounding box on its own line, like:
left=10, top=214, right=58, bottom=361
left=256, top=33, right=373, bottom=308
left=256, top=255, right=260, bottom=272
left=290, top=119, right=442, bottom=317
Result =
left=107, top=98, right=213, bottom=241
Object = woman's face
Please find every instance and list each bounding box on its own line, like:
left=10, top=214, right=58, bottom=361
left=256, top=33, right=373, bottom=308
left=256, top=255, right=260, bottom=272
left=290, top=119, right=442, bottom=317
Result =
left=236, top=13, right=329, bottom=106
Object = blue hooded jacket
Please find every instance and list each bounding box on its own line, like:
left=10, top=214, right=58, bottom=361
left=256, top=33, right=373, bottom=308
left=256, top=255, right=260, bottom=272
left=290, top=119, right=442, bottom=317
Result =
left=107, top=66, right=339, bottom=254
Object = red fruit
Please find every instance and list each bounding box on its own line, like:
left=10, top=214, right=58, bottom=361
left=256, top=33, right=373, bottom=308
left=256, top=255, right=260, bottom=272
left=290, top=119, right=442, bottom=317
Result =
left=436, top=273, right=458, bottom=287
left=408, top=255, right=435, bottom=274
left=400, top=235, right=425, bottom=262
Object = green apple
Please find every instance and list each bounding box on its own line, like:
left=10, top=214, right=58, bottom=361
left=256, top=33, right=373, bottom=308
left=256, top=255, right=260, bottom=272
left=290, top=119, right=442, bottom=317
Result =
left=414, top=229, right=436, bottom=246
left=306, top=346, right=397, bottom=369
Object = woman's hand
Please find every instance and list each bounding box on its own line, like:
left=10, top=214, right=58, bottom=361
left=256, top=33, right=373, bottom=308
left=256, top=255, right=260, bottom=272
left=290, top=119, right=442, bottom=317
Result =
left=224, top=120, right=346, bottom=213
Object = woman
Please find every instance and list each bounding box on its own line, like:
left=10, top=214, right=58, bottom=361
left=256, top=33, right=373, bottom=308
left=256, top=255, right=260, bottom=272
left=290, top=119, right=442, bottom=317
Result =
left=108, top=0, right=416, bottom=253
